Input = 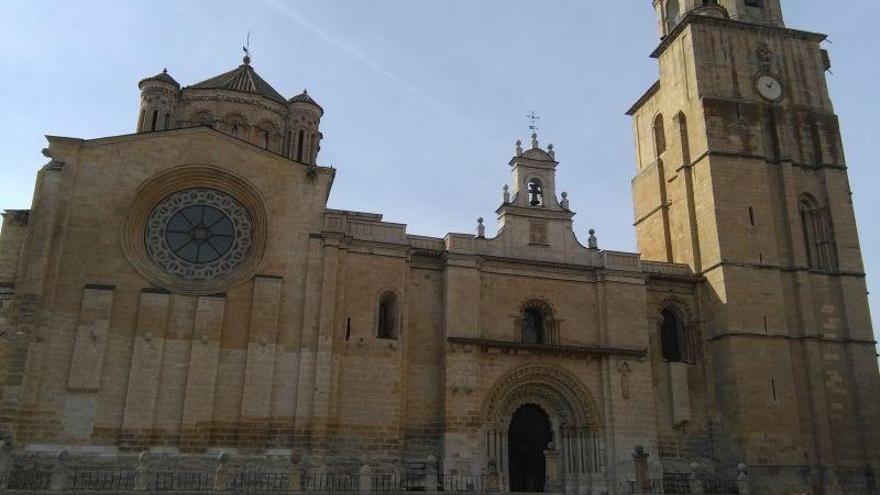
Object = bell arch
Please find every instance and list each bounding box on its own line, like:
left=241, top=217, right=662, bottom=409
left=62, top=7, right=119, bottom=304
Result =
left=482, top=365, right=605, bottom=484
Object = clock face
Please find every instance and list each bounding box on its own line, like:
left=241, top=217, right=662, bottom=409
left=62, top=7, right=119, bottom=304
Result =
left=756, top=75, right=783, bottom=101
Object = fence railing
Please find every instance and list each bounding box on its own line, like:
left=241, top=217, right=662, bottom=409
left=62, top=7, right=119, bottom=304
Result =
left=647, top=476, right=740, bottom=495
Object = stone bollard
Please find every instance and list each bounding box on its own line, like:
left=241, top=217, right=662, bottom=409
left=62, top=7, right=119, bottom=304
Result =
left=736, top=463, right=750, bottom=495
left=134, top=451, right=151, bottom=491
left=358, top=465, right=373, bottom=493
left=286, top=453, right=303, bottom=492
left=689, top=462, right=704, bottom=495
left=213, top=452, right=231, bottom=492
left=49, top=449, right=69, bottom=491
left=0, top=439, right=12, bottom=490
left=632, top=446, right=650, bottom=494
left=425, top=454, right=439, bottom=492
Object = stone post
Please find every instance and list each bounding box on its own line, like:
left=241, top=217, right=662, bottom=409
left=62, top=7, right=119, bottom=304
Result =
left=358, top=465, right=372, bottom=493
left=213, top=452, right=231, bottom=492
left=49, top=449, right=69, bottom=491
left=736, top=463, right=750, bottom=495
left=134, top=451, right=151, bottom=491
left=544, top=443, right=561, bottom=492
left=632, top=445, right=650, bottom=494
left=286, top=453, right=303, bottom=492
left=689, top=462, right=704, bottom=495
left=0, top=439, right=12, bottom=489
left=425, top=454, right=439, bottom=493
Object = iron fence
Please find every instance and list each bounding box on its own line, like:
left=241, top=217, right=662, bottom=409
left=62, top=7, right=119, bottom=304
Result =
left=649, top=474, right=740, bottom=495
left=0, top=469, right=51, bottom=491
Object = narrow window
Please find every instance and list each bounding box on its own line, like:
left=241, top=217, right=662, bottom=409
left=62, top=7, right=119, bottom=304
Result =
left=745, top=0, right=762, bottom=7
left=163, top=113, right=171, bottom=130
left=346, top=317, right=351, bottom=341
left=770, top=379, right=778, bottom=403
left=800, top=196, right=838, bottom=270
left=377, top=292, right=399, bottom=339
left=748, top=206, right=755, bottom=226
left=296, top=129, right=305, bottom=162
left=139, top=110, right=146, bottom=131
left=150, top=109, right=158, bottom=132
left=676, top=112, right=690, bottom=165
left=653, top=114, right=666, bottom=158
left=231, top=123, right=239, bottom=138
left=660, top=308, right=683, bottom=362
left=522, top=308, right=544, bottom=345
left=286, top=131, right=293, bottom=157
left=262, top=129, right=270, bottom=149
left=763, top=316, right=769, bottom=333
left=309, top=133, right=317, bottom=164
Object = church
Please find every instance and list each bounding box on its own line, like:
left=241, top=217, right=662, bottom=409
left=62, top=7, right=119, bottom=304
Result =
left=0, top=1, right=878, bottom=494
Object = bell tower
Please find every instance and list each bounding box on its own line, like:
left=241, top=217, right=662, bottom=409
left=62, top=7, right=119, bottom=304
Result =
left=629, top=1, right=880, bottom=494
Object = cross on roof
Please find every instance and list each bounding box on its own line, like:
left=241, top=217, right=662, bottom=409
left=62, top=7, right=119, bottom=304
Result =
left=526, top=111, right=541, bottom=132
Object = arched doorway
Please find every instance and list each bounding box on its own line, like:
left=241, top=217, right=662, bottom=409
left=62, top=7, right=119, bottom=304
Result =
left=508, top=404, right=552, bottom=492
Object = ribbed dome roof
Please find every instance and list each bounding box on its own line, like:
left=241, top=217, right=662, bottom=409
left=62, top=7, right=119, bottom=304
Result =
left=189, top=58, right=286, bottom=104
left=289, top=89, right=323, bottom=114
left=139, top=69, right=180, bottom=89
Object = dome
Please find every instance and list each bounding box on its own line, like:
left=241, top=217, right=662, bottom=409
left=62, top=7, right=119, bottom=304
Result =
left=139, top=69, right=180, bottom=89
left=289, top=89, right=324, bottom=115
left=188, top=58, right=286, bottom=104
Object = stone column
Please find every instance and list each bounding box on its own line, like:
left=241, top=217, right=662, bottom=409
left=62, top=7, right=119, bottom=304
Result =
left=736, top=463, right=750, bottom=495
left=134, top=451, right=151, bottom=491
left=213, top=452, right=231, bottom=492
left=286, top=454, right=303, bottom=492
left=632, top=446, right=650, bottom=494
left=544, top=443, right=561, bottom=492
left=358, top=465, right=373, bottom=494
left=689, top=461, right=704, bottom=495
left=0, top=440, right=12, bottom=489
left=49, top=450, right=69, bottom=492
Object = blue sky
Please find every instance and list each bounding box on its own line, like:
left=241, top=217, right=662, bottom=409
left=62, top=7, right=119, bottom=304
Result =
left=1, top=1, right=878, bottom=347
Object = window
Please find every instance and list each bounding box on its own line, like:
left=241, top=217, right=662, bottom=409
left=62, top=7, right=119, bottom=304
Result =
left=665, top=0, right=681, bottom=34
left=139, top=110, right=146, bottom=131
left=286, top=131, right=293, bottom=157
left=309, top=133, right=317, bottom=164
left=522, top=308, right=544, bottom=345
left=799, top=195, right=838, bottom=270
left=748, top=207, right=755, bottom=226
left=261, top=129, right=270, bottom=149
left=296, top=129, right=305, bottom=162
left=377, top=292, right=399, bottom=339
left=676, top=112, right=690, bottom=165
left=527, top=179, right=544, bottom=207
left=150, top=109, right=158, bottom=132
left=745, top=0, right=762, bottom=7
left=164, top=113, right=171, bottom=130
left=653, top=114, right=666, bottom=158
left=660, top=307, right=697, bottom=363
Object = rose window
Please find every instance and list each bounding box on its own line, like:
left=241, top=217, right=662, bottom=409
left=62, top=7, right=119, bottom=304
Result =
left=145, top=188, right=252, bottom=280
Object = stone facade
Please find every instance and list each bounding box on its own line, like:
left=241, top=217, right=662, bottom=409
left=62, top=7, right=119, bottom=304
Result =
left=0, top=2, right=877, bottom=495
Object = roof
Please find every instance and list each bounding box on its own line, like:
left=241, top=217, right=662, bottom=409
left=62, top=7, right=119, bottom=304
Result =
left=139, top=69, right=180, bottom=89
left=289, top=89, right=324, bottom=114
left=189, top=58, right=287, bottom=104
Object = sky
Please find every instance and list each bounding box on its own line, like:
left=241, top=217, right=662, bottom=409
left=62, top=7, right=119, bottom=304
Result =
left=0, top=1, right=878, bottom=350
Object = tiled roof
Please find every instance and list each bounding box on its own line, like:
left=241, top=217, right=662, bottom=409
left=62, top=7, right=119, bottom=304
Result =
left=189, top=59, right=286, bottom=104
left=139, top=69, right=180, bottom=88
left=289, top=89, right=323, bottom=113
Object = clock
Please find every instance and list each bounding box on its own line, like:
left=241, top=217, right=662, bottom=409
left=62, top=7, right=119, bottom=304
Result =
left=756, top=75, right=783, bottom=101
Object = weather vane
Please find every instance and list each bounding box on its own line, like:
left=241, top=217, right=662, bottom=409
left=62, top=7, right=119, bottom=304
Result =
left=526, top=111, right=541, bottom=132
left=242, top=32, right=252, bottom=62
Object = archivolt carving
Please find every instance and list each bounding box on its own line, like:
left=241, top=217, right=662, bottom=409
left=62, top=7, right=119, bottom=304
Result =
left=519, top=297, right=554, bottom=317
left=656, top=296, right=693, bottom=323
left=484, top=365, right=600, bottom=429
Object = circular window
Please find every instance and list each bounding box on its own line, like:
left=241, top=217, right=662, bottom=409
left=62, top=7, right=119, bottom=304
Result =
left=145, top=188, right=252, bottom=280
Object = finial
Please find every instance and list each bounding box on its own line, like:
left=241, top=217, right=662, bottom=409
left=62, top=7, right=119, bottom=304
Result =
left=515, top=139, right=523, bottom=157
left=548, top=143, right=555, bottom=160
left=302, top=89, right=308, bottom=95
left=502, top=185, right=510, bottom=204
left=588, top=229, right=598, bottom=249
left=560, top=191, right=569, bottom=210
left=531, top=132, right=539, bottom=149
left=162, top=68, right=168, bottom=74
left=476, top=218, right=486, bottom=238
left=242, top=31, right=252, bottom=65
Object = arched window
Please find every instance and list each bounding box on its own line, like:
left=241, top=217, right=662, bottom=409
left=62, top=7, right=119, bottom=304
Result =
left=799, top=195, right=838, bottom=270
left=377, top=291, right=399, bottom=339
left=231, top=123, right=239, bottom=138
left=139, top=110, right=146, bottom=132
left=309, top=133, right=317, bottom=164
left=295, top=129, right=305, bottom=162
left=286, top=131, right=293, bottom=157
left=653, top=114, right=666, bottom=158
left=163, top=113, right=171, bottom=130
left=660, top=307, right=697, bottom=363
left=665, top=0, right=682, bottom=34
left=522, top=308, right=544, bottom=345
left=150, top=109, right=158, bottom=132
left=260, top=129, right=270, bottom=149
left=527, top=178, right=544, bottom=207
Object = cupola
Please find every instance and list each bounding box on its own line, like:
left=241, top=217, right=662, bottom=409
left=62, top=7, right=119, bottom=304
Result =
left=136, top=69, right=180, bottom=133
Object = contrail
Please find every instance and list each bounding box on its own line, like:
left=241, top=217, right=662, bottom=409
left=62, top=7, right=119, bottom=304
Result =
left=258, top=0, right=456, bottom=121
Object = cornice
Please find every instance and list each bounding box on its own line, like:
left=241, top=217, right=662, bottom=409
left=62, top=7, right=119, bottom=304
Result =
left=447, top=337, right=647, bottom=359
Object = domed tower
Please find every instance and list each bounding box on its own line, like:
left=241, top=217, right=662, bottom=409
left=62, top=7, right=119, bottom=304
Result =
left=286, top=90, right=323, bottom=165
left=654, top=0, right=784, bottom=38
left=136, top=69, right=180, bottom=133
